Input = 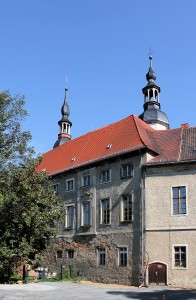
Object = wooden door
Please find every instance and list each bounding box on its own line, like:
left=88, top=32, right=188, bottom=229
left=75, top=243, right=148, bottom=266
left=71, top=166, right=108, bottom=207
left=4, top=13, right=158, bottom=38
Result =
left=149, top=263, right=166, bottom=285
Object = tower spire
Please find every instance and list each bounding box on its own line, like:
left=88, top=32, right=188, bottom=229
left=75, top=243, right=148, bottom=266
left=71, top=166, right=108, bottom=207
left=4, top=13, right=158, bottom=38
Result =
left=138, top=54, right=170, bottom=130
left=53, top=86, right=72, bottom=148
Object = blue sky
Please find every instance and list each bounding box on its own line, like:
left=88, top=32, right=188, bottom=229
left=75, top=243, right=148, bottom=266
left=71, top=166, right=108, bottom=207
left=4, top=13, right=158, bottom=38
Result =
left=1, top=0, right=196, bottom=154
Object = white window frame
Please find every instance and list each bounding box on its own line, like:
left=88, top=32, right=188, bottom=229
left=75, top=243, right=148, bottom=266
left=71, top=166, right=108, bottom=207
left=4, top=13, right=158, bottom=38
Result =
left=65, top=205, right=74, bottom=229
left=100, top=198, right=111, bottom=225
left=172, top=244, right=188, bottom=269
left=171, top=186, right=187, bottom=216
left=120, top=163, right=133, bottom=178
left=120, top=193, right=133, bottom=222
left=100, top=169, right=111, bottom=183
left=81, top=201, right=91, bottom=227
left=82, top=174, right=90, bottom=187
left=65, top=178, right=75, bottom=191
left=118, top=247, right=128, bottom=267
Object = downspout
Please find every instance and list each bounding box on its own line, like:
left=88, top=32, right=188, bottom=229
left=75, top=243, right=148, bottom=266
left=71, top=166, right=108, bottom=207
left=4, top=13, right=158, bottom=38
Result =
left=139, top=150, right=145, bottom=288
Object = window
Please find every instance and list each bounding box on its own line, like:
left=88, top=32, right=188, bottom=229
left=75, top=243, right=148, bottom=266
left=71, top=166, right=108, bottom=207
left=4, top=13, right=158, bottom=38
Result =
left=98, top=248, right=106, bottom=266
left=118, top=247, right=127, bottom=267
left=65, top=206, right=74, bottom=228
left=172, top=186, right=186, bottom=215
left=120, top=163, right=133, bottom=178
left=82, top=202, right=91, bottom=226
left=121, top=194, right=133, bottom=222
left=174, top=246, right=187, bottom=268
left=82, top=175, right=90, bottom=187
left=66, top=178, right=74, bottom=191
left=100, top=170, right=111, bottom=183
left=57, top=250, right=63, bottom=259
left=101, top=198, right=110, bottom=224
left=67, top=249, right=74, bottom=259
left=53, top=184, right=59, bottom=194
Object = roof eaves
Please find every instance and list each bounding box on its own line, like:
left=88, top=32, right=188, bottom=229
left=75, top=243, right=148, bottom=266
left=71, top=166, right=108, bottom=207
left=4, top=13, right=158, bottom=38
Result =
left=145, top=158, right=196, bottom=167
left=49, top=145, right=148, bottom=176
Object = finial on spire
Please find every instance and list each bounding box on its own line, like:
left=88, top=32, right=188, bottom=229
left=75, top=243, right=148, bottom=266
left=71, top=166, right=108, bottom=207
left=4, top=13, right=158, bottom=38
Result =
left=65, top=75, right=68, bottom=93
left=148, top=48, right=153, bottom=67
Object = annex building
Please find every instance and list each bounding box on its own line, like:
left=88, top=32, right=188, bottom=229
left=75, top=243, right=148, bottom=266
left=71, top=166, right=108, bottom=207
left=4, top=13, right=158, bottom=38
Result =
left=37, top=56, right=196, bottom=288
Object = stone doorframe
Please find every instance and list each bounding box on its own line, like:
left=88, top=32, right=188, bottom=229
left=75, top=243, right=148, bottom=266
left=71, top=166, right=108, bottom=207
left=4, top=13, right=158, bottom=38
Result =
left=146, top=261, right=168, bottom=286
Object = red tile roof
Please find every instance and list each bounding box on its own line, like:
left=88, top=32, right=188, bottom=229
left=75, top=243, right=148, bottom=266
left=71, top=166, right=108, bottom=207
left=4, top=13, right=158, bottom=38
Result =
left=37, top=115, right=157, bottom=175
left=179, top=127, right=196, bottom=161
left=36, top=115, right=196, bottom=175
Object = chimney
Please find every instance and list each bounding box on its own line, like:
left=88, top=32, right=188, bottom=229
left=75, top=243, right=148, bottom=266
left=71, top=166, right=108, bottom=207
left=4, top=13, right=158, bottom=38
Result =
left=181, top=123, right=189, bottom=128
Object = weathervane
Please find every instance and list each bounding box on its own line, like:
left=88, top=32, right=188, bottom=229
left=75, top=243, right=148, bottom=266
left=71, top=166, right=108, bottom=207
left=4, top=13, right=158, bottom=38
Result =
left=148, top=47, right=154, bottom=67
left=65, top=75, right=68, bottom=91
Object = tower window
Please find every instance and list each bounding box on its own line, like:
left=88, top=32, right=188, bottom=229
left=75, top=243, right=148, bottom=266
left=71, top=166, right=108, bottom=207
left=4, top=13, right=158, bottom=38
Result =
left=150, top=89, right=153, bottom=100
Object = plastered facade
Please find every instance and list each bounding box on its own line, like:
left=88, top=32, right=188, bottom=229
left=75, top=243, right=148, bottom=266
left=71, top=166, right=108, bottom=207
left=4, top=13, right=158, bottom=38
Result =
left=145, top=163, right=196, bottom=288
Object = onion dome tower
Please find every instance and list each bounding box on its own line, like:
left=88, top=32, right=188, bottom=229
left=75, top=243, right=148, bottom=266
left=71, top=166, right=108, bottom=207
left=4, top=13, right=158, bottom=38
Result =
left=53, top=88, right=72, bottom=148
left=139, top=54, right=169, bottom=130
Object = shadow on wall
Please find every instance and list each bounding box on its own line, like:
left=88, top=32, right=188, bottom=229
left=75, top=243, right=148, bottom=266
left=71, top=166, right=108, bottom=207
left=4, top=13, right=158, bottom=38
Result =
left=107, top=289, right=196, bottom=300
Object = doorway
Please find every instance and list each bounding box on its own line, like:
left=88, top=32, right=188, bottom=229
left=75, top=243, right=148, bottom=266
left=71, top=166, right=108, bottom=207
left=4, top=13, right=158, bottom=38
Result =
left=149, top=262, right=167, bottom=285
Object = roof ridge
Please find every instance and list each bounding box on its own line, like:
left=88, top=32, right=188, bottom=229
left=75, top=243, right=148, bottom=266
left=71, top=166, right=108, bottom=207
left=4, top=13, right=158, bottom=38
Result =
left=178, top=127, right=183, bottom=162
left=132, top=114, right=156, bottom=147
left=43, top=114, right=135, bottom=155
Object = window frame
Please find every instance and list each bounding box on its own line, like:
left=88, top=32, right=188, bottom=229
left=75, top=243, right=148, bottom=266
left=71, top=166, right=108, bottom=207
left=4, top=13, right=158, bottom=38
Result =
left=120, top=163, right=133, bottom=179
left=56, top=250, right=63, bottom=259
left=65, top=205, right=74, bottom=229
left=67, top=249, right=74, bottom=259
left=65, top=178, right=75, bottom=192
left=118, top=247, right=128, bottom=267
left=98, top=248, right=106, bottom=266
left=100, top=169, right=111, bottom=184
left=81, top=201, right=91, bottom=227
left=53, top=183, right=59, bottom=194
left=100, top=198, right=111, bottom=225
left=120, top=193, right=133, bottom=222
left=172, top=186, right=187, bottom=215
left=82, top=174, right=90, bottom=187
left=172, top=244, right=188, bottom=269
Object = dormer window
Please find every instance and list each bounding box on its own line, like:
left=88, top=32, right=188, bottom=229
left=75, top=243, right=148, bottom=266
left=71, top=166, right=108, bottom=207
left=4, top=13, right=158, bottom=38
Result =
left=106, top=144, right=112, bottom=149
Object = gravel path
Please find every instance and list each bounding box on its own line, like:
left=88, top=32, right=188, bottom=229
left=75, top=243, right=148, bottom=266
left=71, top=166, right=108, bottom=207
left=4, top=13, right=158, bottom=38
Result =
left=0, top=281, right=195, bottom=300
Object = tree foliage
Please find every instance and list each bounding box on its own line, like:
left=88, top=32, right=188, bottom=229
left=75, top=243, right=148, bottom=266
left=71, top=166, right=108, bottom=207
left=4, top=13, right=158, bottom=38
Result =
left=0, top=91, right=62, bottom=279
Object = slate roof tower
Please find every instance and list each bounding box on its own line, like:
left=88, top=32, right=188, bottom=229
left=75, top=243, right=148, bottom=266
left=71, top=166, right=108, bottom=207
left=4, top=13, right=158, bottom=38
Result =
left=53, top=88, right=72, bottom=148
left=139, top=55, right=169, bottom=130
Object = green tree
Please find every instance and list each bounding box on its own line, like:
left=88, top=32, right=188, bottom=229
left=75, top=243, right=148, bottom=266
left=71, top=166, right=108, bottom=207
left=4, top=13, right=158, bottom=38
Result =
left=0, top=91, right=62, bottom=280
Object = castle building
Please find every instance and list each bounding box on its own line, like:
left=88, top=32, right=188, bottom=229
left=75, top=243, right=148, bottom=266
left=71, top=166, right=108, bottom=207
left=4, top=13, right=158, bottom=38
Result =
left=37, top=57, right=196, bottom=288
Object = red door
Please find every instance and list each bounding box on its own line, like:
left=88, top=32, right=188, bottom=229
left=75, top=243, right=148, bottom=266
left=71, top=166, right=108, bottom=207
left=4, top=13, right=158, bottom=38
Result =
left=149, top=263, right=166, bottom=285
